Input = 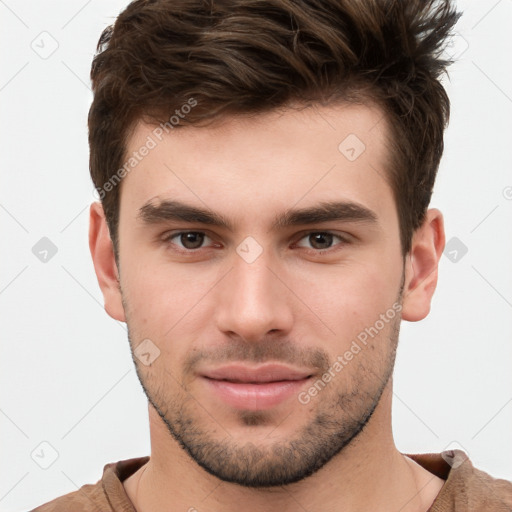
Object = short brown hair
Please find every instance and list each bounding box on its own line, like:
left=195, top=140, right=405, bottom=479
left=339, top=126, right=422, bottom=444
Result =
left=88, top=0, right=460, bottom=258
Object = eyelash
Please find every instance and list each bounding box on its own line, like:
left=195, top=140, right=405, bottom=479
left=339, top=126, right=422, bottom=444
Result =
left=161, top=230, right=350, bottom=255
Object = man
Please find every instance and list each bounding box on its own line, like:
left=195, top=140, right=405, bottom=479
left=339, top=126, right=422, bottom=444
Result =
left=32, top=0, right=512, bottom=510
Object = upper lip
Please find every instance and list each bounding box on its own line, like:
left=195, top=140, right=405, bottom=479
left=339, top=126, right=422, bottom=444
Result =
left=201, top=364, right=313, bottom=383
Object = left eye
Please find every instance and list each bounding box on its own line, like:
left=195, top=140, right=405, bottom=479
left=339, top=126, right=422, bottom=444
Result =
left=295, top=232, right=346, bottom=251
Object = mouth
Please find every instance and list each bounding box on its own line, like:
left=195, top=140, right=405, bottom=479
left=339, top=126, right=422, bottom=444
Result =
left=200, top=364, right=314, bottom=410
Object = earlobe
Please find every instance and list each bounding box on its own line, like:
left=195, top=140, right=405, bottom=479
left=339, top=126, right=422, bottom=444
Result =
left=401, top=208, right=446, bottom=322
left=88, top=202, right=126, bottom=322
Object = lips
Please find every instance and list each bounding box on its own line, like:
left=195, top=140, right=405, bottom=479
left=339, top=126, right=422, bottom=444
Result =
left=200, top=364, right=313, bottom=410
left=202, top=364, right=313, bottom=383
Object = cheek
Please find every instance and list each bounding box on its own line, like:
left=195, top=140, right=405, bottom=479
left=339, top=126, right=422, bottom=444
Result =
left=123, top=252, right=199, bottom=309
left=121, top=262, right=215, bottom=354
left=294, top=258, right=400, bottom=327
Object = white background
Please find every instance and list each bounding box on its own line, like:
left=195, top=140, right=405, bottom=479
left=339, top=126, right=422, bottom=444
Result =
left=1, top=1, right=511, bottom=510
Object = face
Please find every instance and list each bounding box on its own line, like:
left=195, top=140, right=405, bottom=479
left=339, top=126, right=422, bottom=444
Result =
left=114, top=103, right=407, bottom=486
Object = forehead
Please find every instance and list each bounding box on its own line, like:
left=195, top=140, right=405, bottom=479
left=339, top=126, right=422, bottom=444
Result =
left=119, top=102, right=395, bottom=229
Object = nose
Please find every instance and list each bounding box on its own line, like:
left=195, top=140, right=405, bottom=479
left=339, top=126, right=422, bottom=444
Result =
left=214, top=246, right=294, bottom=343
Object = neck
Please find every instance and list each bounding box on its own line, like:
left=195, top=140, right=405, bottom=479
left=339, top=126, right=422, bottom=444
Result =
left=125, top=384, right=444, bottom=512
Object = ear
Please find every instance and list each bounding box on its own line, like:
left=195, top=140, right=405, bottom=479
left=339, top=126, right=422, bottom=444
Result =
left=89, top=202, right=126, bottom=322
left=401, top=208, right=445, bottom=322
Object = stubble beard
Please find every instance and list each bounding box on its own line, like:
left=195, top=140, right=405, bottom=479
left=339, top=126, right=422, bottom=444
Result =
left=126, top=312, right=401, bottom=488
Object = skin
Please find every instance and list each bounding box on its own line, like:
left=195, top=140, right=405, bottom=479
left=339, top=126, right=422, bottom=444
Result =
left=90, top=102, right=446, bottom=511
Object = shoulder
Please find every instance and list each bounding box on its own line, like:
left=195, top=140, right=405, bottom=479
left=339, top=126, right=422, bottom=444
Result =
left=30, top=456, right=149, bottom=512
left=458, top=459, right=512, bottom=510
left=30, top=478, right=108, bottom=511
left=407, top=450, right=512, bottom=511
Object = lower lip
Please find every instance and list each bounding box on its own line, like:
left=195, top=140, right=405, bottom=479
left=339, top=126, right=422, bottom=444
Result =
left=202, top=377, right=311, bottom=410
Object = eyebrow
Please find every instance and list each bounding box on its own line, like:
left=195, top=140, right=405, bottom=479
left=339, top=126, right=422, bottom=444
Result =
left=138, top=198, right=379, bottom=232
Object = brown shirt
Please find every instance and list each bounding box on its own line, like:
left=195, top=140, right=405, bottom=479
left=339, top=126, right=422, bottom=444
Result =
left=31, top=450, right=512, bottom=511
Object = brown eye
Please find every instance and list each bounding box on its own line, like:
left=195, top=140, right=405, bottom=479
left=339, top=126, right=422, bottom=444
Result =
left=296, top=231, right=347, bottom=252
left=179, top=232, right=205, bottom=249
left=308, top=232, right=334, bottom=250
left=164, top=231, right=211, bottom=251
